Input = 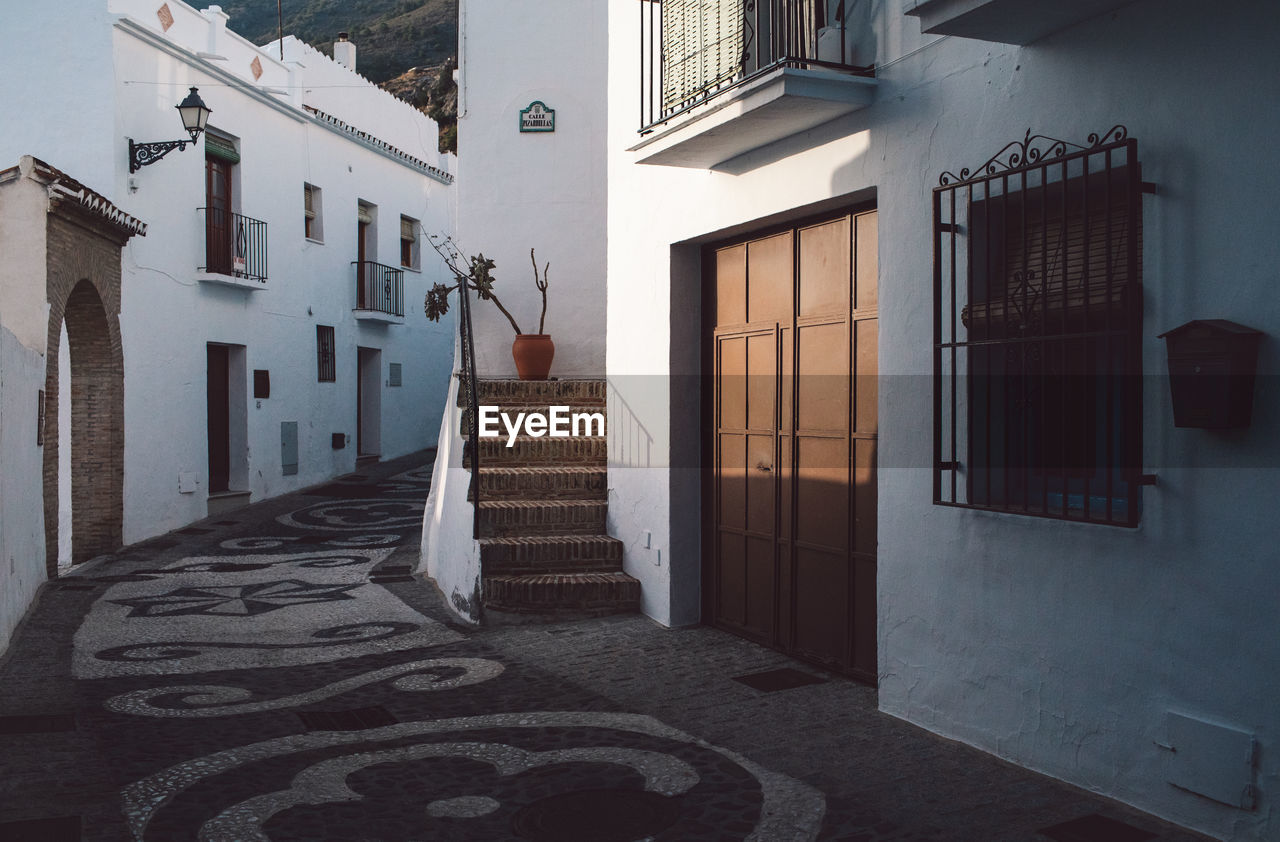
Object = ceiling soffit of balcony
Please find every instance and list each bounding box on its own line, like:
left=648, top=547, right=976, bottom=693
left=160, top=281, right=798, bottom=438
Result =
left=904, top=0, right=1140, bottom=45
left=630, top=67, right=877, bottom=170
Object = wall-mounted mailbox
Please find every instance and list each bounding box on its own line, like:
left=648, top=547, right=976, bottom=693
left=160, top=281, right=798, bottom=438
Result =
left=1158, top=320, right=1263, bottom=429
left=331, top=433, right=346, bottom=450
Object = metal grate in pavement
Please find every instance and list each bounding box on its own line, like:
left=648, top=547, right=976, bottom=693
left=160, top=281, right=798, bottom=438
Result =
left=296, top=706, right=397, bottom=732
left=370, top=575, right=414, bottom=584
left=731, top=668, right=827, bottom=693
left=177, top=527, right=213, bottom=535
left=0, top=713, right=77, bottom=734
left=1039, top=814, right=1157, bottom=842
left=0, top=815, right=81, bottom=841
left=140, top=539, right=179, bottom=551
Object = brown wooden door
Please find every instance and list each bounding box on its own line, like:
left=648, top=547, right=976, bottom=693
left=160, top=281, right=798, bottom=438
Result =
left=707, top=209, right=878, bottom=681
left=207, top=343, right=230, bottom=493
left=205, top=155, right=233, bottom=275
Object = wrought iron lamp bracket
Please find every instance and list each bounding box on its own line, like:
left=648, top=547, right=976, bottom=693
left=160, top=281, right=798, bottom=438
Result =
left=938, top=125, right=1129, bottom=187
left=128, top=138, right=194, bottom=173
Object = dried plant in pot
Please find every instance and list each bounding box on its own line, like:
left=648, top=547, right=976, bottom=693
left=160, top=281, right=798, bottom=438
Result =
left=424, top=237, right=554, bottom=380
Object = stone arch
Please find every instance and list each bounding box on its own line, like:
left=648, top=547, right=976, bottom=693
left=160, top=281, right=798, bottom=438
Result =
left=43, top=229, right=126, bottom=574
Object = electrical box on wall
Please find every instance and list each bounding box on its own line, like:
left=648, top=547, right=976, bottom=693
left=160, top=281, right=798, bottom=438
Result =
left=1158, top=320, right=1263, bottom=429
left=1164, top=712, right=1257, bottom=811
left=331, top=433, right=346, bottom=450
left=253, top=370, right=270, bottom=399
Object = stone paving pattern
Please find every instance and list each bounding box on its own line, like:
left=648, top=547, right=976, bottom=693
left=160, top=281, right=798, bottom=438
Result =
left=0, top=452, right=1211, bottom=841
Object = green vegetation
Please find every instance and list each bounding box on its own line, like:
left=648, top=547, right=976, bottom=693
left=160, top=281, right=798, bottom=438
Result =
left=220, top=0, right=457, bottom=84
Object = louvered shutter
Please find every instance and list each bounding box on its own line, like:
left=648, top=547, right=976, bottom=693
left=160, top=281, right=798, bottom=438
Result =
left=662, top=0, right=743, bottom=112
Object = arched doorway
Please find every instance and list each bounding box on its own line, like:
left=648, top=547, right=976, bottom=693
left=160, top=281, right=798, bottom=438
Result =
left=43, top=278, right=124, bottom=571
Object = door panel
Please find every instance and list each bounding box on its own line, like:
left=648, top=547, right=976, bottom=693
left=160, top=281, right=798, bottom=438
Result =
left=708, top=209, right=878, bottom=681
left=207, top=344, right=230, bottom=493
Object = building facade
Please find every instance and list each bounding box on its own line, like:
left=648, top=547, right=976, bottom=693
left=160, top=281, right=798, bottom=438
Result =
left=0, top=1, right=456, bottom=652
left=438, top=0, right=1280, bottom=838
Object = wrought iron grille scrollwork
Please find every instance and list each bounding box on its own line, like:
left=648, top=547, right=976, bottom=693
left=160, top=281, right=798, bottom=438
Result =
left=939, top=125, right=1129, bottom=187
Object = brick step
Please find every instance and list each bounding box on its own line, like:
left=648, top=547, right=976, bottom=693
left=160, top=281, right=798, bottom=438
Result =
left=477, top=500, right=608, bottom=537
left=483, top=571, right=641, bottom=613
left=465, top=436, right=606, bottom=469
left=479, top=534, right=623, bottom=575
left=459, top=378, right=607, bottom=408
left=473, top=467, right=606, bottom=501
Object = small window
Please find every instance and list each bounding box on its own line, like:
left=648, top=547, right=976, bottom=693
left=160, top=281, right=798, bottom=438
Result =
left=316, top=325, right=336, bottom=382
left=304, top=183, right=323, bottom=241
left=400, top=215, right=419, bottom=270
left=388, top=362, right=402, bottom=387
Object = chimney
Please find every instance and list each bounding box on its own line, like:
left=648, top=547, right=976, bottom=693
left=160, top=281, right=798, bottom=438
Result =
left=333, top=32, right=356, bottom=72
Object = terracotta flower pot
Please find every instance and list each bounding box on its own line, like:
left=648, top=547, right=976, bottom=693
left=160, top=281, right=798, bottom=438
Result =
left=511, top=334, right=554, bottom=381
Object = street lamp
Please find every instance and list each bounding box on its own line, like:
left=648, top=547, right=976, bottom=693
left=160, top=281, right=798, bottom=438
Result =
left=128, top=87, right=212, bottom=173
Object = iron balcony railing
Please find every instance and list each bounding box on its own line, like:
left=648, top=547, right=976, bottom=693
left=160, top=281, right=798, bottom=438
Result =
left=455, top=263, right=482, bottom=540
left=353, top=261, right=405, bottom=317
left=199, top=207, right=268, bottom=282
left=639, top=0, right=874, bottom=132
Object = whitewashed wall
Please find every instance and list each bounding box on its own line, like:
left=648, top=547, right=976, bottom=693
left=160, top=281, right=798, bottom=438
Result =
left=605, top=0, right=1280, bottom=839
left=0, top=0, right=457, bottom=553
left=456, top=0, right=608, bottom=377
left=0, top=171, right=52, bottom=656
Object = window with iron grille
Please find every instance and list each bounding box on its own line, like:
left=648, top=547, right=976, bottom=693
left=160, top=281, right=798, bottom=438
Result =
left=316, top=325, right=336, bottom=383
left=933, top=126, right=1145, bottom=526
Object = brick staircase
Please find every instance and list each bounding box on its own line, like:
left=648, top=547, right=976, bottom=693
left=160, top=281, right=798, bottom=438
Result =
left=462, top=379, right=640, bottom=617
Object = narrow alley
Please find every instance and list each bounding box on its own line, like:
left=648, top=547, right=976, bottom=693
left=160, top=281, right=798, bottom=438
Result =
left=0, top=452, right=1208, bottom=841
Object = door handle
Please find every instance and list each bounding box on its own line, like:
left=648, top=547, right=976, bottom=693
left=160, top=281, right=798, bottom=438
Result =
left=755, top=462, right=772, bottom=472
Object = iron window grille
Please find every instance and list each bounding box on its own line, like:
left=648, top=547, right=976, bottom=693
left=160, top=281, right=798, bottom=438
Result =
left=388, top=363, right=402, bottom=387
left=932, top=126, right=1146, bottom=527
left=639, top=0, right=873, bottom=132
left=316, top=325, right=336, bottom=383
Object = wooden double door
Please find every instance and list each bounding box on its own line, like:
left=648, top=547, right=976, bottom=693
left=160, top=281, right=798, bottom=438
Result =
left=706, top=209, right=878, bottom=682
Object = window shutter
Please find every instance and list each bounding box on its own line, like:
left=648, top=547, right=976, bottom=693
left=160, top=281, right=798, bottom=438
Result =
left=205, top=133, right=240, bottom=164
left=304, top=185, right=316, bottom=220
left=662, top=0, right=743, bottom=112
left=400, top=216, right=415, bottom=242
left=357, top=203, right=373, bottom=225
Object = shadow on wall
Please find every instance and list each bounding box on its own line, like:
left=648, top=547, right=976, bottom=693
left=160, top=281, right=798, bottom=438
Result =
left=608, top=381, right=655, bottom=469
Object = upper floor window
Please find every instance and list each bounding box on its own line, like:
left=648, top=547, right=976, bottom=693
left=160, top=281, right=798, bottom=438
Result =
left=933, top=127, right=1145, bottom=527
left=304, top=183, right=323, bottom=242
left=400, top=215, right=419, bottom=270
left=357, top=201, right=377, bottom=264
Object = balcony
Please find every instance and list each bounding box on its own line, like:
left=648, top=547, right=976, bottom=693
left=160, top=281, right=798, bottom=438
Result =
left=197, top=208, right=268, bottom=288
left=353, top=261, right=405, bottom=324
left=633, top=0, right=876, bottom=169
left=904, top=0, right=1140, bottom=45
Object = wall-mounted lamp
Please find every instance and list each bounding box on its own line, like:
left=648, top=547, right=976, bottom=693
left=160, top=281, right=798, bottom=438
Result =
left=128, top=87, right=212, bottom=173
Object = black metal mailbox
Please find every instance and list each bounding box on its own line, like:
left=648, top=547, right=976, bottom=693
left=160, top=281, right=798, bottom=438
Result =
left=1158, top=320, right=1263, bottom=429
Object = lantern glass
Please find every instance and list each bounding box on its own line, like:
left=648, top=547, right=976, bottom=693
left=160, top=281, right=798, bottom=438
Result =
left=175, top=87, right=211, bottom=141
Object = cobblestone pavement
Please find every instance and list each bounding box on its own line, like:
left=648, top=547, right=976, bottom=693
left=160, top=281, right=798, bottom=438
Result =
left=0, top=452, right=1209, bottom=841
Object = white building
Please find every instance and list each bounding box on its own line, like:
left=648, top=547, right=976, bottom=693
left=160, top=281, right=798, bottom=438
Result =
left=0, top=0, right=456, bottom=654
left=441, top=0, right=1280, bottom=838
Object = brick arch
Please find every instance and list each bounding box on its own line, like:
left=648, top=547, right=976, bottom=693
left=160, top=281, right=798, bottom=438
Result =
left=43, top=220, right=125, bottom=574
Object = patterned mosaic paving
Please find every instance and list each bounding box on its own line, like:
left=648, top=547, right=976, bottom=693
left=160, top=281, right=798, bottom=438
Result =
left=1, top=456, right=831, bottom=841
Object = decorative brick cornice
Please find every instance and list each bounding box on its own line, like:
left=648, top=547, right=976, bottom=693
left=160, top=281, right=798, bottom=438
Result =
left=303, top=105, right=454, bottom=184
left=3, top=156, right=148, bottom=241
